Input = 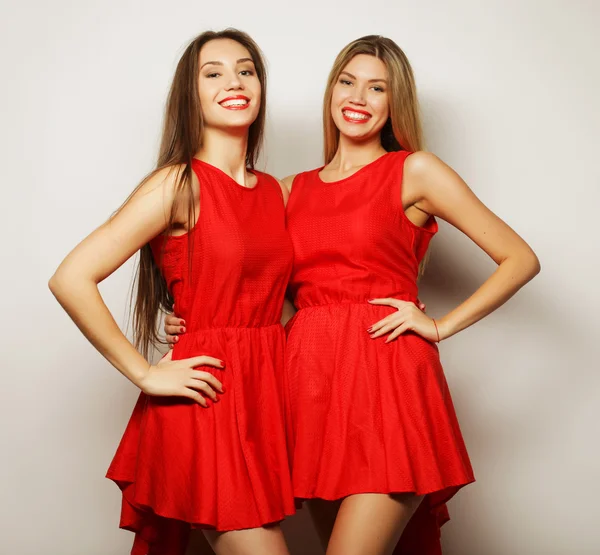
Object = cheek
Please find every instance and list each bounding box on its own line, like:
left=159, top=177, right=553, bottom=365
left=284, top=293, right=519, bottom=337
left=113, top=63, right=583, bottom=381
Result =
left=373, top=96, right=390, bottom=119
left=331, top=86, right=346, bottom=108
left=253, top=83, right=262, bottom=104
left=197, top=82, right=215, bottom=109
left=331, top=97, right=346, bottom=121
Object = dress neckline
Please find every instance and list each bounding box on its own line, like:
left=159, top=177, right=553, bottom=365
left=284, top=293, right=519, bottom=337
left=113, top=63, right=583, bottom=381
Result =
left=316, top=151, right=392, bottom=185
left=193, top=158, right=260, bottom=191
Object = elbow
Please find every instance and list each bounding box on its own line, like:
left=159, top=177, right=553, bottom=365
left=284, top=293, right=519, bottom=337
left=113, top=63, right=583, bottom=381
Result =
left=524, top=249, right=541, bottom=280
left=49, top=265, right=97, bottom=303
left=48, top=266, right=77, bottom=301
left=48, top=270, right=66, bottom=300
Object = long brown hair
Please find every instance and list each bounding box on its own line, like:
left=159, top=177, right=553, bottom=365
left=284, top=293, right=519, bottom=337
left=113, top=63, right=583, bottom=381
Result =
left=323, top=35, right=423, bottom=163
left=126, top=29, right=267, bottom=357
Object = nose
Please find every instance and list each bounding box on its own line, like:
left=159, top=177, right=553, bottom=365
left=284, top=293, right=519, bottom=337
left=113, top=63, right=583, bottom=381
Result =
left=225, top=72, right=244, bottom=91
left=347, top=83, right=367, bottom=106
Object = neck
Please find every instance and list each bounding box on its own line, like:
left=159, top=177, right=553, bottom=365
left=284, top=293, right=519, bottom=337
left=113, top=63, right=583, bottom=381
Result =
left=329, top=134, right=387, bottom=172
left=195, top=126, right=251, bottom=184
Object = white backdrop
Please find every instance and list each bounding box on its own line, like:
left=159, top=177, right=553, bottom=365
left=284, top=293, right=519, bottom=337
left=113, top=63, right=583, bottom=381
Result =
left=2, top=1, right=599, bottom=554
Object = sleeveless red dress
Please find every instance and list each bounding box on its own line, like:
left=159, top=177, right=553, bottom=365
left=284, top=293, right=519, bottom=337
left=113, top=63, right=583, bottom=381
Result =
left=107, top=159, right=295, bottom=555
left=284, top=151, right=475, bottom=552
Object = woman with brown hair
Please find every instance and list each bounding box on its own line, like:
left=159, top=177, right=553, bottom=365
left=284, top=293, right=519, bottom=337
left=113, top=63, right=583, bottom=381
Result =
left=49, top=29, right=295, bottom=555
left=166, top=35, right=540, bottom=554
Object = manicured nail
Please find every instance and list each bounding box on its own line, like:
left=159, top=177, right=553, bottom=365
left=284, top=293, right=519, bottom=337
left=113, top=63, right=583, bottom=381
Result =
left=174, top=336, right=179, bottom=342
left=180, top=327, right=186, bottom=333
left=214, top=395, right=220, bottom=402
left=221, top=386, right=226, bottom=393
left=180, top=320, right=186, bottom=326
left=220, top=360, right=226, bottom=367
left=367, top=326, right=373, bottom=333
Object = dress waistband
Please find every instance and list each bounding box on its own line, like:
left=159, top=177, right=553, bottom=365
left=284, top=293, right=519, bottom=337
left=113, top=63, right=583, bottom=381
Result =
left=295, top=296, right=417, bottom=311
left=183, top=322, right=283, bottom=335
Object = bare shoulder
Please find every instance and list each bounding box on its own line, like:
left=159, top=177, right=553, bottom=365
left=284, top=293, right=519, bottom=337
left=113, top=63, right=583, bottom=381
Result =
left=132, top=163, right=197, bottom=227
left=404, top=151, right=450, bottom=180
left=136, top=164, right=189, bottom=197
left=404, top=151, right=464, bottom=196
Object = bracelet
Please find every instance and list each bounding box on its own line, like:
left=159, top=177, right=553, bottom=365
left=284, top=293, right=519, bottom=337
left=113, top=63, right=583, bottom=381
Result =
left=432, top=319, right=441, bottom=343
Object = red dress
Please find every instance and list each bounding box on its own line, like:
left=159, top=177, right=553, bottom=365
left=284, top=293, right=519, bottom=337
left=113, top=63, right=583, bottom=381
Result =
left=284, top=151, right=475, bottom=552
left=107, top=159, right=295, bottom=555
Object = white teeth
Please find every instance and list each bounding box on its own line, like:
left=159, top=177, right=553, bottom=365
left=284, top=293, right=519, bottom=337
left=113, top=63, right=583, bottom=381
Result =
left=221, top=99, right=248, bottom=107
left=343, top=110, right=369, bottom=120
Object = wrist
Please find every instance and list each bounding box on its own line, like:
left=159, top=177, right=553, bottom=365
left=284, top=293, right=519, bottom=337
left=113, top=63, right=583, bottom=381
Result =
left=130, top=362, right=152, bottom=390
left=434, top=316, right=454, bottom=341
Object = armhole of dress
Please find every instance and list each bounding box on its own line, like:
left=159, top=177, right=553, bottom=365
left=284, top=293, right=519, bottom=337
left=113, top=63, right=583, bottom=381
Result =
left=159, top=162, right=203, bottom=242
left=397, top=151, right=438, bottom=237
left=149, top=162, right=201, bottom=295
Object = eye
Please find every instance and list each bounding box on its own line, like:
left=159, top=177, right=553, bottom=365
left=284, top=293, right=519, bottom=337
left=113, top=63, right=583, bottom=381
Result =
left=339, top=79, right=353, bottom=86
left=240, top=69, right=255, bottom=76
left=206, top=72, right=220, bottom=79
left=372, top=85, right=385, bottom=93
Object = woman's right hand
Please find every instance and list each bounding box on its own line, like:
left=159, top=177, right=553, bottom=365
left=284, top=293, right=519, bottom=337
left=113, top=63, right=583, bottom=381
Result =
left=139, top=351, right=225, bottom=407
left=164, top=309, right=186, bottom=349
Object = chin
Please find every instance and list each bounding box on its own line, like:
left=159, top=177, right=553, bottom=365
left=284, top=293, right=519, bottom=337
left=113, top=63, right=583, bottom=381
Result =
left=211, top=115, right=257, bottom=131
left=339, top=125, right=374, bottom=140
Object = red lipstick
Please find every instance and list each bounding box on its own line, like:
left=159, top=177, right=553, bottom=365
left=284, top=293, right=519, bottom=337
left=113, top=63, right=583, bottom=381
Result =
left=342, top=107, right=371, bottom=123
left=219, top=95, right=251, bottom=110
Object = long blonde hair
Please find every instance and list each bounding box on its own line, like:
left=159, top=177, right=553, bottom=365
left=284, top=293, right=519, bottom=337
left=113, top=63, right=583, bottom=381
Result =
left=323, top=35, right=422, bottom=163
left=323, top=36, right=430, bottom=275
left=125, top=29, right=267, bottom=357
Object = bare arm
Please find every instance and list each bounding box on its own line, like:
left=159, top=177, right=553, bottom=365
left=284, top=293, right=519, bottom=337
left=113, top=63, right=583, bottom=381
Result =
left=406, top=152, right=540, bottom=339
left=49, top=166, right=223, bottom=401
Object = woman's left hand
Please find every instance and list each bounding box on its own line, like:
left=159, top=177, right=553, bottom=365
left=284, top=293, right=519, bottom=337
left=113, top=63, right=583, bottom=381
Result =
left=367, top=298, right=439, bottom=343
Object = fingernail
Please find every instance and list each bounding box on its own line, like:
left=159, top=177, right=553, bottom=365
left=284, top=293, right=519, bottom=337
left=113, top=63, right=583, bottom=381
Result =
left=220, top=360, right=226, bottom=367
left=180, top=327, right=186, bottom=333
left=180, top=320, right=186, bottom=325
left=214, top=396, right=220, bottom=402
left=367, top=326, right=373, bottom=333
left=174, top=336, right=179, bottom=342
left=205, top=400, right=211, bottom=408
left=221, top=386, right=226, bottom=393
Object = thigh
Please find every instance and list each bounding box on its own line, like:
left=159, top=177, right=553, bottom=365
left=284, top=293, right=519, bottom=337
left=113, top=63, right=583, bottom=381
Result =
left=306, top=498, right=342, bottom=550
left=202, top=526, right=290, bottom=555
left=326, top=493, right=424, bottom=555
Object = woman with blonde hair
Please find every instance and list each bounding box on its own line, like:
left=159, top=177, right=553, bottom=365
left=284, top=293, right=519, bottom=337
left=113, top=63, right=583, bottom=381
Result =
left=50, top=29, right=295, bottom=555
left=167, top=35, right=540, bottom=554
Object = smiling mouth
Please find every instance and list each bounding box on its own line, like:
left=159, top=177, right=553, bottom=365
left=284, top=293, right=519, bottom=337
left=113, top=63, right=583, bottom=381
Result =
left=342, top=108, right=371, bottom=123
left=219, top=96, right=251, bottom=110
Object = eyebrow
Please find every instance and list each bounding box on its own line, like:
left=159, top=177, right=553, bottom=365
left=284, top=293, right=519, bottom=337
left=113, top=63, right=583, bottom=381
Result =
left=200, top=57, right=254, bottom=69
left=340, top=71, right=387, bottom=84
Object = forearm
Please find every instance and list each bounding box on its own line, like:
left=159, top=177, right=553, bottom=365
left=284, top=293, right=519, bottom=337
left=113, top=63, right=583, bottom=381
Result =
left=437, top=251, right=540, bottom=340
left=49, top=271, right=150, bottom=387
